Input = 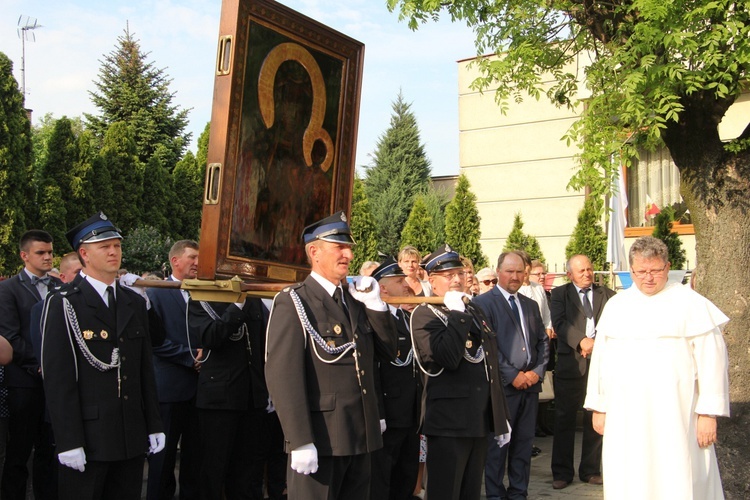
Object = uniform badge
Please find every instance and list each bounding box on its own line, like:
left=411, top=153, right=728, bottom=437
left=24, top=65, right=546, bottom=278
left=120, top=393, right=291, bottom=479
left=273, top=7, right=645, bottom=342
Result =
left=340, top=212, right=347, bottom=222
left=100, top=330, right=109, bottom=340
left=333, top=324, right=342, bottom=335
left=327, top=340, right=337, bottom=348
left=397, top=349, right=401, bottom=357
left=83, top=330, right=94, bottom=340
left=466, top=340, right=473, bottom=349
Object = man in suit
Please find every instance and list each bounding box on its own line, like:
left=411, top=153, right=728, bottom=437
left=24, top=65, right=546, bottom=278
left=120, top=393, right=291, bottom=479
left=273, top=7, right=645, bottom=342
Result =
left=0, top=229, right=61, bottom=500
left=265, top=211, right=397, bottom=500
left=473, top=251, right=549, bottom=500
left=145, top=240, right=201, bottom=500
left=550, top=254, right=615, bottom=489
left=410, top=245, right=511, bottom=500
left=368, top=257, right=423, bottom=500
left=41, top=212, right=165, bottom=500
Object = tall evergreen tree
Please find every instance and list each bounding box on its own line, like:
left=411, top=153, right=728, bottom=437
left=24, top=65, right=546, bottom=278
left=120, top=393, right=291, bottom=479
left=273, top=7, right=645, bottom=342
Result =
left=400, top=195, right=436, bottom=257
left=196, top=122, right=210, bottom=173
left=652, top=207, right=686, bottom=270
left=0, top=52, right=32, bottom=271
left=98, top=122, right=143, bottom=232
left=565, top=197, right=607, bottom=270
left=121, top=225, right=173, bottom=275
left=171, top=150, right=204, bottom=240
left=86, top=26, right=190, bottom=167
left=364, top=91, right=431, bottom=255
left=141, top=149, right=172, bottom=235
left=350, top=177, right=379, bottom=272
left=422, top=186, right=449, bottom=250
left=503, top=213, right=546, bottom=263
left=445, top=174, right=488, bottom=268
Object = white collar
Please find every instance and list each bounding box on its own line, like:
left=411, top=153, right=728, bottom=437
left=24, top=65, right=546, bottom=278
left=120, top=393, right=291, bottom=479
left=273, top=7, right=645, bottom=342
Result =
left=310, top=271, right=343, bottom=298
left=80, top=270, right=116, bottom=302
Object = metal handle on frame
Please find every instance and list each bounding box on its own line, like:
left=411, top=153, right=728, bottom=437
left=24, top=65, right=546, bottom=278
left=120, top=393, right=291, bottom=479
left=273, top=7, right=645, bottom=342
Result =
left=204, top=163, right=222, bottom=205
left=216, top=35, right=233, bottom=76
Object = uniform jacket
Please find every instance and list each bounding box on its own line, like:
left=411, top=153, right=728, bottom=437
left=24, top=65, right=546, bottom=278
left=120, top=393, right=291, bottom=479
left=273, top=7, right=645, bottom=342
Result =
left=378, top=308, right=422, bottom=429
left=410, top=302, right=510, bottom=438
left=41, top=276, right=162, bottom=461
left=473, top=288, right=549, bottom=394
left=550, top=283, right=615, bottom=379
left=147, top=283, right=201, bottom=403
left=0, top=271, right=61, bottom=387
left=189, top=298, right=267, bottom=411
left=265, top=275, right=397, bottom=456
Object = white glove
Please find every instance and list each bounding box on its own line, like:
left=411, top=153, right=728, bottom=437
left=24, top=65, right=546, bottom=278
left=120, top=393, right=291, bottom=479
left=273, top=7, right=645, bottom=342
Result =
left=149, top=432, right=166, bottom=454
left=266, top=397, right=275, bottom=414
left=443, top=291, right=470, bottom=312
left=119, top=273, right=151, bottom=309
left=58, top=447, right=86, bottom=472
left=496, top=420, right=513, bottom=448
left=348, top=276, right=387, bottom=311
left=291, top=442, right=318, bottom=475
left=380, top=419, right=387, bottom=434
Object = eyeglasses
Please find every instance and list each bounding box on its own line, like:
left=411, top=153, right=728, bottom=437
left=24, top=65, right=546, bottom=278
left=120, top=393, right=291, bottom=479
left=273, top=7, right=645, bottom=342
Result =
left=481, top=279, right=498, bottom=286
left=631, top=264, right=668, bottom=279
left=432, top=271, right=466, bottom=281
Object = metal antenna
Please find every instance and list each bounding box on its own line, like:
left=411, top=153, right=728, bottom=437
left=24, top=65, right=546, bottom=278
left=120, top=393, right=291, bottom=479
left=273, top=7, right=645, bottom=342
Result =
left=17, top=15, right=43, bottom=100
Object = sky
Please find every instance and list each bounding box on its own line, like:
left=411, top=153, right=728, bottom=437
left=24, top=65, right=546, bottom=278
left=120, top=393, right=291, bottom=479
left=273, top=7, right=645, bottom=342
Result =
left=0, top=0, right=480, bottom=177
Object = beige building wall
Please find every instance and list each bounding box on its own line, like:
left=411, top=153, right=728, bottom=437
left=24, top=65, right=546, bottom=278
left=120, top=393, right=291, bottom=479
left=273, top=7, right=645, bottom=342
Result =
left=458, top=52, right=749, bottom=273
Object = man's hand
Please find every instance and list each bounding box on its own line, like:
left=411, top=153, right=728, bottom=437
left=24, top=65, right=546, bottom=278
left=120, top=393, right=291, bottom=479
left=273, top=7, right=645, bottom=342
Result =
left=348, top=277, right=387, bottom=311
left=149, top=432, right=166, bottom=454
left=696, top=415, right=718, bottom=448
left=523, top=371, right=540, bottom=386
left=579, top=337, right=595, bottom=358
left=443, top=291, right=470, bottom=312
left=193, top=348, right=203, bottom=372
left=512, top=372, right=530, bottom=390
left=58, top=447, right=86, bottom=472
left=290, top=443, right=318, bottom=475
left=592, top=411, right=605, bottom=435
left=546, top=328, right=557, bottom=339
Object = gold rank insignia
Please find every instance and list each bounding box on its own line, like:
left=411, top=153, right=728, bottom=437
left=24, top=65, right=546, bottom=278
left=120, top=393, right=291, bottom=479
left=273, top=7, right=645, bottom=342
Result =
left=83, top=330, right=94, bottom=340
left=327, top=340, right=337, bottom=348
left=100, top=330, right=109, bottom=340
left=397, top=350, right=401, bottom=357
left=333, top=324, right=342, bottom=335
left=466, top=340, right=473, bottom=349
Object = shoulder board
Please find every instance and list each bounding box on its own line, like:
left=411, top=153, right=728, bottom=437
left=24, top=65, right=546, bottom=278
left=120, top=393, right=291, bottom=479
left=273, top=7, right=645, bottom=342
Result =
left=281, top=282, right=304, bottom=293
left=49, top=281, right=81, bottom=297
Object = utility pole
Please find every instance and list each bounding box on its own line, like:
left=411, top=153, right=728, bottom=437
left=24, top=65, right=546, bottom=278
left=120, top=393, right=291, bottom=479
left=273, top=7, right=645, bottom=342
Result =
left=17, top=15, right=42, bottom=101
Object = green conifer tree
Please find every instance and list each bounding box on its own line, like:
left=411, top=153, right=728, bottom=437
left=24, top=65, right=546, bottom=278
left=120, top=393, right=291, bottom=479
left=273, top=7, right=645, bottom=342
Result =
left=503, top=213, right=546, bottom=263
left=141, top=150, right=171, bottom=234
left=565, top=197, right=607, bottom=270
left=121, top=225, right=173, bottom=275
left=350, top=177, right=379, bottom=272
left=445, top=174, right=488, bottom=268
left=652, top=207, right=686, bottom=269
left=364, top=91, right=431, bottom=255
left=422, top=186, right=449, bottom=250
left=401, top=195, right=437, bottom=257
left=0, top=52, right=32, bottom=271
left=98, top=122, right=143, bottom=232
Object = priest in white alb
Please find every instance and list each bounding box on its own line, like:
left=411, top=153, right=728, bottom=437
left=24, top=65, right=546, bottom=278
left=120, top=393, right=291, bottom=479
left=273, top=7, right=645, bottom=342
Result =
left=584, top=236, right=729, bottom=500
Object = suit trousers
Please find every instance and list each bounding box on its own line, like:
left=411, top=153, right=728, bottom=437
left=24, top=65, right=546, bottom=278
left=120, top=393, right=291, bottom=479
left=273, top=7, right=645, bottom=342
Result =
left=551, top=374, right=602, bottom=482
left=485, top=390, right=538, bottom=500
left=58, top=455, right=144, bottom=500
left=1, top=386, right=56, bottom=500
left=370, top=425, right=420, bottom=500
left=287, top=452, right=371, bottom=500
left=198, top=408, right=253, bottom=500
left=146, top=400, right=200, bottom=500
left=426, top=435, right=487, bottom=500
left=248, top=408, right=287, bottom=500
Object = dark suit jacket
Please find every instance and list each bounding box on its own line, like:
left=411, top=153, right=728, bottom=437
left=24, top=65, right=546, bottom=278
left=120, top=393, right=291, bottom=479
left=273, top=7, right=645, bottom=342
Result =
left=473, top=288, right=549, bottom=394
left=0, top=271, right=61, bottom=388
left=550, top=283, right=615, bottom=379
left=378, top=308, right=422, bottom=429
left=265, top=275, right=397, bottom=456
left=41, top=277, right=162, bottom=461
left=147, top=283, right=201, bottom=403
left=410, top=302, right=510, bottom=438
left=190, top=298, right=267, bottom=412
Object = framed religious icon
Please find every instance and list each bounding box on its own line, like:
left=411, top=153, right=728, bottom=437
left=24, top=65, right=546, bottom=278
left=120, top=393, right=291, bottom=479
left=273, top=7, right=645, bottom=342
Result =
left=198, top=0, right=364, bottom=283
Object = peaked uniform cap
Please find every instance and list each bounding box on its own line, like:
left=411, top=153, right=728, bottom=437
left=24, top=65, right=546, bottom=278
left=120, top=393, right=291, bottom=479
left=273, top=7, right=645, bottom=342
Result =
left=421, top=244, right=463, bottom=273
left=371, top=257, right=406, bottom=281
left=66, top=212, right=122, bottom=251
left=302, top=211, right=356, bottom=245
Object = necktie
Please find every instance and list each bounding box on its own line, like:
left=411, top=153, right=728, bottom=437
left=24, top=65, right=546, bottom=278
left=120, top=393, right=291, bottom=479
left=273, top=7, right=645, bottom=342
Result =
left=30, top=275, right=51, bottom=286
left=333, top=287, right=349, bottom=317
left=107, top=286, right=117, bottom=317
left=508, top=295, right=521, bottom=326
left=580, top=288, right=594, bottom=319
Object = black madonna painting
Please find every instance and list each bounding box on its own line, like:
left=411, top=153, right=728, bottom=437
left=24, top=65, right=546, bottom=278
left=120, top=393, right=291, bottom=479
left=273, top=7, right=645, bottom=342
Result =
left=198, top=0, right=364, bottom=282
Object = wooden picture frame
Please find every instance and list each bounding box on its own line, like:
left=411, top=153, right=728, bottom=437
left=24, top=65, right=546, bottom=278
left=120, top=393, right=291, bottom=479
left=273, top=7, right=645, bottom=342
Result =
left=198, top=0, right=364, bottom=283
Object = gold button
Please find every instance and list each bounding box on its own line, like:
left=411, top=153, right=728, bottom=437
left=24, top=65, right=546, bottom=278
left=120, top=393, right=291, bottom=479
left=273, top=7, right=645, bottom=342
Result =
left=123, top=395, right=129, bottom=400
left=360, top=370, right=365, bottom=376
left=362, top=389, right=367, bottom=395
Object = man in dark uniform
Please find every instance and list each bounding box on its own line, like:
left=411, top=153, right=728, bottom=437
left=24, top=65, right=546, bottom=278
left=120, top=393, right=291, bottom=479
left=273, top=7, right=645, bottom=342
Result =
left=369, top=257, right=423, bottom=500
left=265, top=211, right=398, bottom=500
left=189, top=292, right=268, bottom=500
left=41, top=212, right=164, bottom=500
left=410, top=245, right=511, bottom=500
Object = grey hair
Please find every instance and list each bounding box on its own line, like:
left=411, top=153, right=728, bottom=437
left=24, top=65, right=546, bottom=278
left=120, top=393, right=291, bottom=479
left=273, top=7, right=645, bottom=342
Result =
left=476, top=267, right=498, bottom=280
left=628, top=236, right=668, bottom=265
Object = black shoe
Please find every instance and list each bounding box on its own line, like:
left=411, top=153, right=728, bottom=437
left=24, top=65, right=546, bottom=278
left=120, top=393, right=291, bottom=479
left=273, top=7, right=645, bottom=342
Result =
left=531, top=446, right=542, bottom=457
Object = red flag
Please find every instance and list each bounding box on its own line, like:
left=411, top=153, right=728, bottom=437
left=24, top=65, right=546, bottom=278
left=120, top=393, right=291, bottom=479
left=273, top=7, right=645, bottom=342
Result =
left=644, top=195, right=660, bottom=220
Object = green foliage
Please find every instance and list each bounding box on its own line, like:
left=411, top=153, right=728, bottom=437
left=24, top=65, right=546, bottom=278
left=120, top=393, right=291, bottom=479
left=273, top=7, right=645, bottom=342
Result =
left=121, top=225, right=173, bottom=275
left=86, top=26, right=190, bottom=167
left=364, top=90, right=432, bottom=255
left=196, top=122, right=210, bottom=174
left=350, top=177, right=379, bottom=272
left=37, top=185, right=69, bottom=253
left=171, top=151, right=204, bottom=241
left=652, top=207, right=686, bottom=269
left=141, top=150, right=172, bottom=234
left=502, top=213, right=545, bottom=263
left=444, top=174, right=488, bottom=268
left=400, top=195, right=437, bottom=257
left=98, top=122, right=143, bottom=232
left=0, top=52, right=32, bottom=271
left=565, top=197, right=608, bottom=271
left=421, top=185, right=449, bottom=250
